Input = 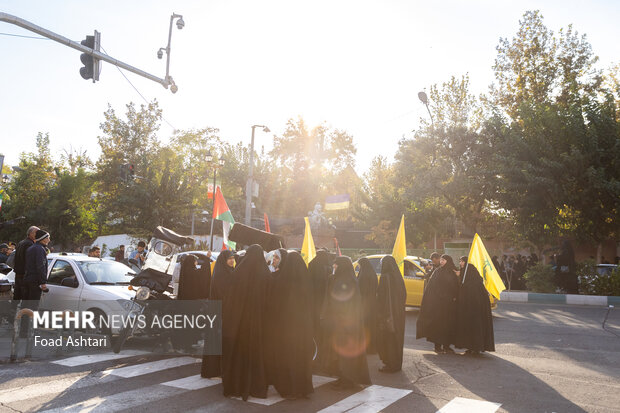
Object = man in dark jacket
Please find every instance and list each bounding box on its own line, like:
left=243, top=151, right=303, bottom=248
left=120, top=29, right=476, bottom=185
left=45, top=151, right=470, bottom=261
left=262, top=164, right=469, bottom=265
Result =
left=24, top=229, right=50, bottom=301
left=12, top=226, right=39, bottom=301
left=0, top=243, right=9, bottom=263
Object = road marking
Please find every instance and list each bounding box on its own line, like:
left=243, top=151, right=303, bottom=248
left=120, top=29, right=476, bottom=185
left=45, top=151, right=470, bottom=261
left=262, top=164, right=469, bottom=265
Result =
left=104, top=356, right=199, bottom=378
left=437, top=397, right=501, bottom=413
left=317, top=384, right=412, bottom=413
left=162, top=374, right=221, bottom=390
left=52, top=350, right=148, bottom=366
left=38, top=384, right=183, bottom=413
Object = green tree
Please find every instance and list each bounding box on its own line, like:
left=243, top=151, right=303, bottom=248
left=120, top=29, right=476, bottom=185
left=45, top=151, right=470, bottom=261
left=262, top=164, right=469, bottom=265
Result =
left=488, top=10, right=620, bottom=250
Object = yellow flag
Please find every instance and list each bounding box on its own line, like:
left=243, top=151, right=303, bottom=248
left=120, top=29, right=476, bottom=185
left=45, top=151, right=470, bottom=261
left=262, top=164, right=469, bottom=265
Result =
left=391, top=215, right=406, bottom=276
left=301, top=217, right=316, bottom=266
left=468, top=233, right=506, bottom=300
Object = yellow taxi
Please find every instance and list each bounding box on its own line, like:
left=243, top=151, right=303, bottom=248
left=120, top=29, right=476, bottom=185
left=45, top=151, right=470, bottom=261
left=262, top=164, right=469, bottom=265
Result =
left=353, top=254, right=426, bottom=306
left=353, top=254, right=498, bottom=309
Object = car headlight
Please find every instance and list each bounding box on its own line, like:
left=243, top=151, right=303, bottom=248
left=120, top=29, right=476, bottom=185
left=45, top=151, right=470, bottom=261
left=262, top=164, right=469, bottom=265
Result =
left=136, top=286, right=150, bottom=301
left=117, top=299, right=133, bottom=311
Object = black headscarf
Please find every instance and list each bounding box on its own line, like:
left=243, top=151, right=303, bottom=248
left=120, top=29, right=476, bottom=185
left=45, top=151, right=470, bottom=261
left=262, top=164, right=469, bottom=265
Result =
left=222, top=244, right=270, bottom=400
left=376, top=256, right=407, bottom=371
left=321, top=256, right=371, bottom=385
left=357, top=257, right=378, bottom=354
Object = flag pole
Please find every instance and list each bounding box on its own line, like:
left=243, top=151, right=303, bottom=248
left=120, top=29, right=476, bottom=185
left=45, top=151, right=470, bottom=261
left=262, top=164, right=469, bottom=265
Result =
left=209, top=169, right=217, bottom=250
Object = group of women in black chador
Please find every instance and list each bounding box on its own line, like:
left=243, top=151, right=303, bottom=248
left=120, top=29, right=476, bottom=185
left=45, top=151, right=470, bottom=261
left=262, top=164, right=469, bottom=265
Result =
left=416, top=254, right=495, bottom=355
left=174, top=245, right=412, bottom=401
left=175, top=247, right=494, bottom=402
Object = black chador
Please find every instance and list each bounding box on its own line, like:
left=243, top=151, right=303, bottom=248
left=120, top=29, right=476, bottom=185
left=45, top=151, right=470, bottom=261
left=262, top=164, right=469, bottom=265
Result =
left=269, top=251, right=314, bottom=398
left=416, top=254, right=459, bottom=353
left=356, top=257, right=379, bottom=354
left=376, top=256, right=407, bottom=372
left=321, top=256, right=371, bottom=388
left=177, top=254, right=211, bottom=300
left=308, top=250, right=332, bottom=366
left=201, top=250, right=235, bottom=379
left=264, top=248, right=288, bottom=384
left=221, top=245, right=270, bottom=400
left=455, top=257, right=495, bottom=354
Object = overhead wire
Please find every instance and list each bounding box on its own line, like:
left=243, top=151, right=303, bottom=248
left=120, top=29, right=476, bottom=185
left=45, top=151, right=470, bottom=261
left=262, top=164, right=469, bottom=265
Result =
left=100, top=45, right=177, bottom=132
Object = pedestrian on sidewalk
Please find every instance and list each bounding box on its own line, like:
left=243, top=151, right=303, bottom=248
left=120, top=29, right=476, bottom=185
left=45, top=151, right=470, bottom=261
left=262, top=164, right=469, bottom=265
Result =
left=12, top=226, right=39, bottom=301
left=24, top=229, right=51, bottom=301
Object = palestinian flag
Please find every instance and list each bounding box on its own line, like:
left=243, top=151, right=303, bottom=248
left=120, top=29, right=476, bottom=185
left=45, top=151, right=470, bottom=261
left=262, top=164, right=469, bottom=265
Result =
left=213, top=186, right=236, bottom=250
left=0, top=190, right=3, bottom=212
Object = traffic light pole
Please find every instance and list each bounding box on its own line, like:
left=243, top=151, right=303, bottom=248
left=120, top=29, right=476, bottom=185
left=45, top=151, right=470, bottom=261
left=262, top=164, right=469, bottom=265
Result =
left=0, top=12, right=177, bottom=92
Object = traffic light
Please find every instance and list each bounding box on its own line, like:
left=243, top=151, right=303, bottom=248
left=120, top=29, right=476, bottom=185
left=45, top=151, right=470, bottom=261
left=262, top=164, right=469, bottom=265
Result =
left=79, top=31, right=101, bottom=82
left=128, top=164, right=135, bottom=180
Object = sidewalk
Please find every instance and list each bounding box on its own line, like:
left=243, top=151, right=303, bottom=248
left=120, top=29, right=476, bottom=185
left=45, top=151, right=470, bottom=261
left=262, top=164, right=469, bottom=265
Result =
left=500, top=291, right=619, bottom=307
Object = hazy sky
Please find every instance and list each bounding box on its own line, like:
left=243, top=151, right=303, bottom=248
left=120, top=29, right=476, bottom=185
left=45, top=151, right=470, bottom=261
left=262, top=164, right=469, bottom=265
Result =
left=1, top=0, right=619, bottom=174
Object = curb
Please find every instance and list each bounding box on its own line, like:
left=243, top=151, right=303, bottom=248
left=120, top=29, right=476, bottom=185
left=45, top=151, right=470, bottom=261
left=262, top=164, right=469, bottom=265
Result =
left=500, top=291, right=618, bottom=307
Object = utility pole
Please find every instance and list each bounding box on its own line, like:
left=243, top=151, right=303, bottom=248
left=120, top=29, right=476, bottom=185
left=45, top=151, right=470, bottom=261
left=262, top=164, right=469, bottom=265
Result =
left=0, top=12, right=180, bottom=92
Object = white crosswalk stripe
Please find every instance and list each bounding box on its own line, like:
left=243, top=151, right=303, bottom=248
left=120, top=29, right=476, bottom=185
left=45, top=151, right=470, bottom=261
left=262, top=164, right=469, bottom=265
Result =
left=317, top=385, right=412, bottom=413
left=0, top=352, right=420, bottom=412
left=437, top=397, right=502, bottom=413
left=51, top=350, right=148, bottom=366
left=102, top=356, right=199, bottom=378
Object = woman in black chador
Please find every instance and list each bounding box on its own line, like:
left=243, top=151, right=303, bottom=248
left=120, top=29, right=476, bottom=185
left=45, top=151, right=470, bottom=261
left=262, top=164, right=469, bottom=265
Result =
left=264, top=248, right=288, bottom=384
left=269, top=251, right=314, bottom=399
left=455, top=256, right=495, bottom=355
left=376, top=256, right=407, bottom=372
left=356, top=257, right=379, bottom=354
left=221, top=245, right=270, bottom=400
left=309, top=250, right=333, bottom=367
left=416, top=254, right=459, bottom=354
left=177, top=254, right=211, bottom=300
left=201, top=249, right=235, bottom=378
left=321, top=256, right=371, bottom=389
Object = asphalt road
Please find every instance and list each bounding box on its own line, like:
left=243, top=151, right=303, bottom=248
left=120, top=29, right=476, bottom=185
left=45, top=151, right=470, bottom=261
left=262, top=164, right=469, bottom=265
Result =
left=0, top=302, right=618, bottom=413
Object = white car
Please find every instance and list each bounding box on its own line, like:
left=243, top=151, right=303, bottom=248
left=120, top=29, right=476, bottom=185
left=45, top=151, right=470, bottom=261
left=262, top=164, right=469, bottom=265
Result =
left=38, top=255, right=136, bottom=334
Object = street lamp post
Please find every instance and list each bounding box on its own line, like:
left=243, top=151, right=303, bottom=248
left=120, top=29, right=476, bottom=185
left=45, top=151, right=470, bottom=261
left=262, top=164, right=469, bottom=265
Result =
left=206, top=151, right=225, bottom=249
left=245, top=125, right=270, bottom=226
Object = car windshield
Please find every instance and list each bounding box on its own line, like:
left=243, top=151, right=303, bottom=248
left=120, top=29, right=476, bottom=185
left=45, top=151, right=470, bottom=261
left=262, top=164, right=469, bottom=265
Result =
left=77, top=260, right=135, bottom=285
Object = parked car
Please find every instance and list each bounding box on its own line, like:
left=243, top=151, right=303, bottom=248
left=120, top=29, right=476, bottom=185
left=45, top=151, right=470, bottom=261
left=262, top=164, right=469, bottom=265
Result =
left=595, top=264, right=618, bottom=277
left=38, top=255, right=136, bottom=334
left=353, top=254, right=427, bottom=306
left=353, top=254, right=498, bottom=309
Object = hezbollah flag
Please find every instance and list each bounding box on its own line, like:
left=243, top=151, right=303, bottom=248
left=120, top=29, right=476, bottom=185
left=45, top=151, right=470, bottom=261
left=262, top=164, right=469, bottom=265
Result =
left=468, top=233, right=506, bottom=300
left=213, top=187, right=236, bottom=250
left=300, top=217, right=316, bottom=266
left=391, top=215, right=406, bottom=276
